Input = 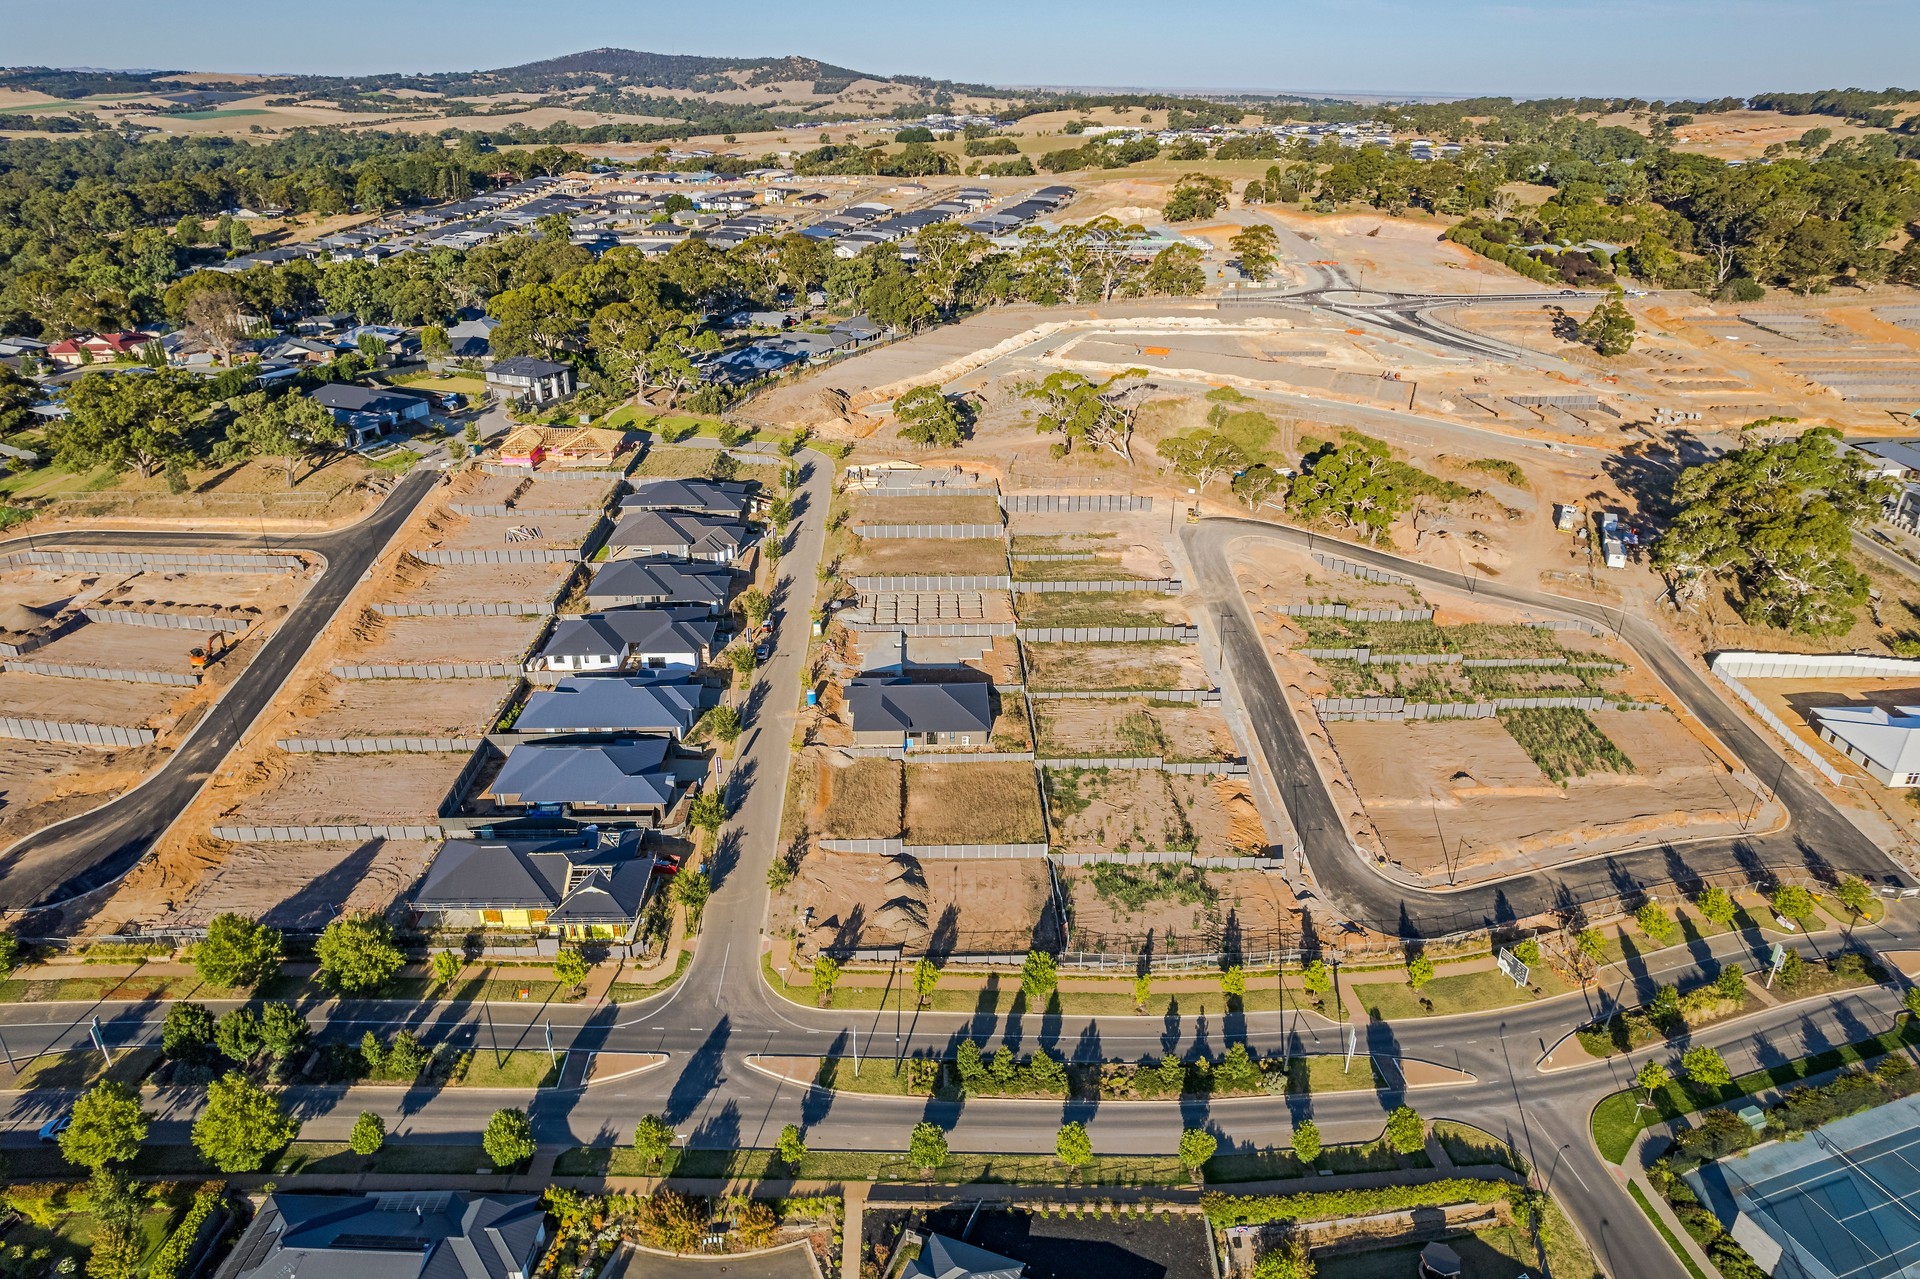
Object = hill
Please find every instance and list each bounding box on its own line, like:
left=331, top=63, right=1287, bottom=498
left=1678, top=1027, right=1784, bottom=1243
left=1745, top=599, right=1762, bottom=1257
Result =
left=480, top=48, right=882, bottom=94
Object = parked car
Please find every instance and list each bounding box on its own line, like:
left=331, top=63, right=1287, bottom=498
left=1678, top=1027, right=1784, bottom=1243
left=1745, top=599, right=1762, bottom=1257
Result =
left=38, top=1111, right=71, bottom=1143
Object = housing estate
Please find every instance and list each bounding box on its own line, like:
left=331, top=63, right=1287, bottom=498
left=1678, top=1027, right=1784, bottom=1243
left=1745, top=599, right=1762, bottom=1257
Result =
left=618, top=477, right=757, bottom=519
left=485, top=355, right=574, bottom=404
left=485, top=739, right=683, bottom=823
left=583, top=556, right=736, bottom=612
left=847, top=677, right=994, bottom=750
left=410, top=829, right=657, bottom=939
left=527, top=607, right=717, bottom=673
left=1812, top=703, right=1920, bottom=787
left=307, top=383, right=433, bottom=447
left=214, top=1192, right=546, bottom=1279
left=513, top=675, right=704, bottom=737
left=605, top=510, right=753, bottom=563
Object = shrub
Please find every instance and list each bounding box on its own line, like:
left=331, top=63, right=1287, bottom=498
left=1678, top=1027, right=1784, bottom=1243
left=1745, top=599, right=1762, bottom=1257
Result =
left=1771, top=883, right=1816, bottom=920
left=482, top=1108, right=535, bottom=1170
left=1021, top=950, right=1058, bottom=1003
left=1406, top=953, right=1435, bottom=990
left=1636, top=902, right=1677, bottom=943
left=1291, top=1119, right=1321, bottom=1164
left=349, top=1111, right=385, bottom=1156
left=1178, top=1128, right=1217, bottom=1174
left=1383, top=1105, right=1425, bottom=1155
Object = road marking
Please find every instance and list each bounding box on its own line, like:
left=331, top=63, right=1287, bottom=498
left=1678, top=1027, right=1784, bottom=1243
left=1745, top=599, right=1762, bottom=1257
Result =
left=1563, top=1158, right=1591, bottom=1192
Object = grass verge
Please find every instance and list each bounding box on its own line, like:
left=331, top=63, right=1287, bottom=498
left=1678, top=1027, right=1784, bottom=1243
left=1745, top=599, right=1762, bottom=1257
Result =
left=1627, top=1180, right=1712, bottom=1279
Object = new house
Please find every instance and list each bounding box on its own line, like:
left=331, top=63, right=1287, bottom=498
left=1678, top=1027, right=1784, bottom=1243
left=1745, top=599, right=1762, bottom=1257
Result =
left=848, top=677, right=994, bottom=750
left=513, top=675, right=704, bottom=737
left=584, top=556, right=736, bottom=613
left=528, top=607, right=718, bottom=673
left=619, top=477, right=756, bottom=519
left=485, top=355, right=574, bottom=404
left=496, top=424, right=634, bottom=469
left=1812, top=704, right=1920, bottom=787
left=214, top=1193, right=546, bottom=1279
left=411, top=829, right=657, bottom=939
left=901, top=1234, right=1026, bottom=1279
left=605, top=510, right=752, bottom=563
left=307, top=383, right=433, bottom=447
left=486, top=739, right=683, bottom=824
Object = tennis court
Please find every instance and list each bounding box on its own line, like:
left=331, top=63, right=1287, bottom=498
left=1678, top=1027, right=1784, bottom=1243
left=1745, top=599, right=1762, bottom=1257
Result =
left=1686, top=1092, right=1920, bottom=1279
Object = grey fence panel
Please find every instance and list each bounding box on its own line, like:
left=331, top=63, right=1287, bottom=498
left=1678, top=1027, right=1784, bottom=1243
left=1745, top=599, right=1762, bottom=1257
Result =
left=1281, top=604, right=1434, bottom=622
left=1010, top=552, right=1097, bottom=563
left=854, top=524, right=1005, bottom=539
left=864, top=486, right=1001, bottom=499
left=278, top=737, right=483, bottom=754
left=2, top=660, right=198, bottom=686
left=79, top=609, right=250, bottom=633
left=817, top=839, right=1050, bottom=859
left=844, top=621, right=1018, bottom=637
left=1029, top=688, right=1219, bottom=704
left=208, top=824, right=444, bottom=842
left=0, top=550, right=304, bottom=573
left=478, top=462, right=628, bottom=479
left=1310, top=553, right=1415, bottom=588
left=1039, top=756, right=1245, bottom=774
left=1013, top=579, right=1181, bottom=594
left=331, top=663, right=520, bottom=680
left=372, top=601, right=551, bottom=617
left=1018, top=626, right=1197, bottom=642
left=1314, top=695, right=1615, bottom=721
left=449, top=503, right=602, bottom=518
left=1462, top=656, right=1568, bottom=669
left=850, top=575, right=1012, bottom=592
left=1002, top=494, right=1153, bottom=513
left=1051, top=850, right=1270, bottom=868
left=0, top=717, right=156, bottom=747
left=840, top=747, right=1036, bottom=762
left=411, top=548, right=581, bottom=565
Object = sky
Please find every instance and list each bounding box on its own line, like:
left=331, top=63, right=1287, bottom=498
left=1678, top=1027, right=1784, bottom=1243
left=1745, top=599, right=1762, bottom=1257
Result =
left=10, top=0, right=1918, bottom=101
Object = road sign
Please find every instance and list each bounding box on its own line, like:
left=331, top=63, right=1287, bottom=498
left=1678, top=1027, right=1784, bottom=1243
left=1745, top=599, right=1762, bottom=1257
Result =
left=89, top=1016, right=112, bottom=1066
left=1496, top=947, right=1530, bottom=989
left=1767, top=941, right=1788, bottom=988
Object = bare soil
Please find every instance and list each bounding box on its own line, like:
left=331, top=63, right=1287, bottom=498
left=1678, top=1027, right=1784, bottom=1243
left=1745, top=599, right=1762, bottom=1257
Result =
left=29, top=621, right=217, bottom=673
left=853, top=495, right=1003, bottom=525
left=843, top=538, right=1009, bottom=577
left=448, top=468, right=615, bottom=510
left=217, top=751, right=470, bottom=826
left=1033, top=698, right=1240, bottom=761
left=0, top=741, right=167, bottom=848
left=125, top=836, right=439, bottom=930
left=285, top=674, right=516, bottom=739
left=1045, top=768, right=1265, bottom=855
left=818, top=755, right=905, bottom=839
left=374, top=557, right=574, bottom=607
left=1064, top=864, right=1297, bottom=955
left=905, top=762, right=1046, bottom=844
left=1023, top=642, right=1208, bottom=691
left=339, top=613, right=547, bottom=666
left=414, top=510, right=600, bottom=553
left=0, top=671, right=182, bottom=728
left=777, top=847, right=1057, bottom=957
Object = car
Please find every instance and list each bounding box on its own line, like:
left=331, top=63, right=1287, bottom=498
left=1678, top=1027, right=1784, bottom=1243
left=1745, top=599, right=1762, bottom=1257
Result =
left=1559, top=289, right=1578, bottom=295
left=755, top=640, right=773, bottom=661
left=38, top=1112, right=71, bottom=1144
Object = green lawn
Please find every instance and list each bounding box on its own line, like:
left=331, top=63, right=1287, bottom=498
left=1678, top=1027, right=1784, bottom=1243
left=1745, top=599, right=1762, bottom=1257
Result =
left=1628, top=1180, right=1712, bottom=1279
left=447, top=1049, right=564, bottom=1088
left=4, top=1047, right=160, bottom=1092
left=0, top=463, right=119, bottom=499
left=1352, top=966, right=1567, bottom=1020
left=1431, top=1120, right=1527, bottom=1173
left=609, top=951, right=692, bottom=1003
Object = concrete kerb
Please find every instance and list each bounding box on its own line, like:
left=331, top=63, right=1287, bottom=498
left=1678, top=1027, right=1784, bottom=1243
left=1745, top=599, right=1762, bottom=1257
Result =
left=740, top=1053, right=1478, bottom=1097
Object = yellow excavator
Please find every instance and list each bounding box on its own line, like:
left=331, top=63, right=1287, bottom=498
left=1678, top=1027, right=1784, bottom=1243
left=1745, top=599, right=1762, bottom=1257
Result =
left=187, top=631, right=229, bottom=672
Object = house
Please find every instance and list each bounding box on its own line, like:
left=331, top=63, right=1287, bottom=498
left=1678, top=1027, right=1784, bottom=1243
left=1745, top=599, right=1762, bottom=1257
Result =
left=585, top=556, right=736, bottom=612
left=307, top=383, right=433, bottom=447
left=901, top=1234, right=1025, bottom=1279
left=848, top=677, right=994, bottom=750
left=260, top=335, right=338, bottom=366
left=44, top=332, right=156, bottom=367
left=444, top=315, right=500, bottom=360
left=1812, top=704, right=1920, bottom=787
left=486, top=355, right=574, bottom=404
left=213, top=1193, right=546, bottom=1279
left=486, top=739, right=683, bottom=824
left=620, top=478, right=755, bottom=519
left=528, top=607, right=717, bottom=673
left=411, top=829, right=657, bottom=938
left=513, top=675, right=704, bottom=737
left=495, top=425, right=635, bottom=469
left=605, top=510, right=752, bottom=563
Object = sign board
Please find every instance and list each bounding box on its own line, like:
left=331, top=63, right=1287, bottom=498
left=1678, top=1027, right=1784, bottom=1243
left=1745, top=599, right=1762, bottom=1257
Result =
left=1496, top=947, right=1530, bottom=988
left=1769, top=942, right=1787, bottom=973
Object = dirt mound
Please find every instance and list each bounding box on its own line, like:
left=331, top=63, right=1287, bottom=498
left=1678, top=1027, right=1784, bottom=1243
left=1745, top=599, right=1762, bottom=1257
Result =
left=347, top=608, right=388, bottom=644
left=294, top=674, right=340, bottom=715
left=389, top=553, right=434, bottom=589
left=0, top=602, right=53, bottom=634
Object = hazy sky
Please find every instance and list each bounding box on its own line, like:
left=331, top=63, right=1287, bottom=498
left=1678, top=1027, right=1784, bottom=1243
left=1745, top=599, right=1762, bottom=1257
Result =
left=12, top=0, right=1917, bottom=100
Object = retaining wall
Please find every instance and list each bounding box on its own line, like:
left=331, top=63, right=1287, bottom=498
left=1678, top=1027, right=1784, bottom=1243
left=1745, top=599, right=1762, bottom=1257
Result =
left=0, top=718, right=156, bottom=747
left=1018, top=626, right=1197, bottom=642
left=854, top=524, right=1005, bottom=539
left=1013, top=578, right=1180, bottom=594
left=2, top=660, right=198, bottom=686
left=80, top=608, right=250, bottom=633
left=1312, top=553, right=1414, bottom=588
left=331, top=662, right=520, bottom=679
left=1011, top=552, right=1096, bottom=563
left=277, top=737, right=483, bottom=754
left=1003, top=494, right=1152, bottom=513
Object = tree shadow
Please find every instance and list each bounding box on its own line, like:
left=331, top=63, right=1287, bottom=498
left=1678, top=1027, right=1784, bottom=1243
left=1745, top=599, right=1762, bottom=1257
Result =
left=664, top=1016, right=730, bottom=1125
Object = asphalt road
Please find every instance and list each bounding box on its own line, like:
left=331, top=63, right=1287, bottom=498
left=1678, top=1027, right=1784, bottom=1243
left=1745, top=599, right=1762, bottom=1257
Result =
left=0, top=468, right=438, bottom=919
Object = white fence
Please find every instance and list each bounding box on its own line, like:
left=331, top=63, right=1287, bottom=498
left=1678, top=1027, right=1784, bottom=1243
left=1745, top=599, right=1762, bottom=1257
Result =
left=3, top=660, right=198, bottom=686
left=1704, top=650, right=1911, bottom=787
left=1314, top=695, right=1619, bottom=720
left=855, top=524, right=1005, bottom=539
left=80, top=609, right=250, bottom=633
left=0, top=718, right=156, bottom=747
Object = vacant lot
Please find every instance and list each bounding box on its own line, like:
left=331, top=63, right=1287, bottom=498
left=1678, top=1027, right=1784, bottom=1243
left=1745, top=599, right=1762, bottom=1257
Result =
left=30, top=621, right=219, bottom=673
left=1064, top=863, right=1293, bottom=957
left=448, top=468, right=615, bottom=510
left=417, top=511, right=600, bottom=554
left=0, top=670, right=181, bottom=727
left=853, top=494, right=1002, bottom=525
left=340, top=613, right=546, bottom=667
left=1023, top=642, right=1207, bottom=691
left=1015, top=590, right=1189, bottom=628
left=844, top=537, right=1008, bottom=577
left=905, top=762, right=1046, bottom=844
left=0, top=740, right=166, bottom=849
left=286, top=674, right=515, bottom=739
left=219, top=751, right=469, bottom=826
left=1046, top=768, right=1265, bottom=855
left=780, top=849, right=1058, bottom=956
left=818, top=755, right=905, bottom=838
left=1035, top=698, right=1239, bottom=761
left=155, top=836, right=438, bottom=929
left=628, top=444, right=730, bottom=479
left=377, top=557, right=574, bottom=607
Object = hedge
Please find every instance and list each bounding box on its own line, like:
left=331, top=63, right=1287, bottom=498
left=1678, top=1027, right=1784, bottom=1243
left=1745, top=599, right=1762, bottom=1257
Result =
left=1444, top=224, right=1562, bottom=285
left=148, top=1184, right=226, bottom=1279
left=1200, top=1176, right=1523, bottom=1228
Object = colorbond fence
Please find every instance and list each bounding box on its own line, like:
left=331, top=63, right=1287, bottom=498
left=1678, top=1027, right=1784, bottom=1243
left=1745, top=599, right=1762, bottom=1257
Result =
left=1029, top=688, right=1220, bottom=704
left=1040, top=757, right=1247, bottom=775
left=1705, top=650, right=1919, bottom=787
left=818, top=839, right=1051, bottom=859
left=844, top=621, right=1018, bottom=638
left=277, top=737, right=483, bottom=754
left=1312, top=553, right=1414, bottom=588
left=1281, top=604, right=1433, bottom=622
left=412, top=548, right=581, bottom=565
left=449, top=503, right=603, bottom=518
left=840, top=747, right=1036, bottom=762
left=0, top=718, right=155, bottom=747
left=1013, top=579, right=1180, bottom=594
left=1313, top=694, right=1620, bottom=720
left=854, top=524, right=1005, bottom=539
left=851, top=575, right=1012, bottom=592
left=331, top=663, right=521, bottom=679
left=0, top=550, right=304, bottom=573
left=1003, top=494, right=1153, bottom=513
left=1019, top=626, right=1196, bottom=642
left=371, top=601, right=552, bottom=617
left=2, top=660, right=198, bottom=686
left=1051, top=850, right=1271, bottom=868
left=210, top=824, right=443, bottom=842
left=1012, top=552, right=1097, bottom=562
left=80, top=609, right=250, bottom=633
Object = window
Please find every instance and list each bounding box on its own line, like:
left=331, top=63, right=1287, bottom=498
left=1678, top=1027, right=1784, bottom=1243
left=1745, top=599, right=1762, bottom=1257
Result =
left=960, top=735, right=972, bottom=746
left=482, top=909, right=503, bottom=924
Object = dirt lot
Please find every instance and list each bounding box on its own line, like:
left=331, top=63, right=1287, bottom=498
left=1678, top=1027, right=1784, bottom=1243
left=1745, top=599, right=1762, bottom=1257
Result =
left=1045, top=768, right=1265, bottom=855
left=905, top=762, right=1047, bottom=844
left=852, top=495, right=1003, bottom=525
left=629, top=444, right=732, bottom=479
left=899, top=635, right=1025, bottom=684
left=1014, top=590, right=1190, bottom=628
left=0, top=671, right=182, bottom=727
left=817, top=754, right=905, bottom=839
left=339, top=613, right=547, bottom=667
left=121, top=835, right=439, bottom=930
left=412, top=509, right=599, bottom=554
left=0, top=741, right=167, bottom=849
left=843, top=537, right=1009, bottom=577
left=778, top=847, right=1058, bottom=957
left=1023, top=642, right=1209, bottom=691
left=447, top=469, right=615, bottom=510
left=283, top=674, right=515, bottom=740
left=217, top=751, right=469, bottom=826
left=1326, top=715, right=1763, bottom=878
left=28, top=620, right=218, bottom=673
left=1063, top=864, right=1296, bottom=956
left=1034, top=698, right=1240, bottom=761
left=374, top=556, right=574, bottom=607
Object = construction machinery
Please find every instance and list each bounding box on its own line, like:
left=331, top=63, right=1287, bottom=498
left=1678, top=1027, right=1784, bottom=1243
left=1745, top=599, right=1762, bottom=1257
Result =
left=187, top=631, right=229, bottom=672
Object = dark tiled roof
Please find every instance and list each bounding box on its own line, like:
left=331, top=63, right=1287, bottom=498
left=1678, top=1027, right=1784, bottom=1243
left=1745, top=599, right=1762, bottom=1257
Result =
left=847, top=678, right=993, bottom=735
left=515, top=676, right=703, bottom=735
left=489, top=740, right=678, bottom=809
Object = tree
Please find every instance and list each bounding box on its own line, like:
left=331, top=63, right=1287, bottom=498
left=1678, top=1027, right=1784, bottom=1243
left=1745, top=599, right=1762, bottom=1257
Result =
left=482, top=1107, right=536, bottom=1170
left=193, top=913, right=282, bottom=989
left=221, top=390, right=345, bottom=487
left=1022, top=368, right=1147, bottom=461
left=912, top=957, right=941, bottom=1008
left=86, top=1168, right=146, bottom=1279
left=705, top=703, right=742, bottom=747
left=672, top=867, right=712, bottom=930
left=1511, top=937, right=1543, bottom=968
left=1682, top=1045, right=1733, bottom=1088
left=1405, top=953, right=1435, bottom=990
left=1714, top=963, right=1748, bottom=1003
left=1382, top=1105, right=1425, bottom=1156
left=214, top=1008, right=264, bottom=1065
left=59, top=1080, right=147, bottom=1171
left=260, top=1001, right=309, bottom=1061
left=1772, top=883, right=1816, bottom=921
left=1695, top=885, right=1737, bottom=928
left=1164, top=173, right=1231, bottom=222
left=633, top=1113, right=676, bottom=1168
left=727, top=644, right=758, bottom=678
left=894, top=385, right=966, bottom=447
left=1055, top=1121, right=1094, bottom=1169
left=552, top=947, right=588, bottom=992
left=1635, top=1060, right=1672, bottom=1101
left=193, top=1071, right=297, bottom=1172
left=1229, top=224, right=1282, bottom=282
left=1143, top=243, right=1207, bottom=295
left=911, top=222, right=990, bottom=312
left=1021, top=950, right=1058, bottom=1004
left=810, top=954, right=841, bottom=1006
left=1636, top=902, right=1677, bottom=943
left=776, top=1123, right=807, bottom=1170
left=688, top=791, right=728, bottom=842
left=1133, top=970, right=1153, bottom=1010
left=1576, top=928, right=1607, bottom=963
left=1301, top=959, right=1333, bottom=1001
left=432, top=950, right=462, bottom=989
left=162, top=1000, right=216, bottom=1061
left=50, top=369, right=203, bottom=478
left=1158, top=431, right=1248, bottom=489
left=1291, top=1118, right=1321, bottom=1164
left=1219, top=965, right=1247, bottom=999
left=1652, top=427, right=1889, bottom=635
left=315, top=913, right=405, bottom=994
left=1232, top=464, right=1287, bottom=510
left=1837, top=876, right=1875, bottom=918
left=183, top=285, right=250, bottom=364
left=350, top=1111, right=386, bottom=1157
left=1177, top=1127, right=1217, bottom=1176
left=908, top=1120, right=948, bottom=1173
left=1289, top=437, right=1410, bottom=541
left=737, top=587, right=772, bottom=628
left=1577, top=294, right=1636, bottom=355
left=1904, top=986, right=1920, bottom=1020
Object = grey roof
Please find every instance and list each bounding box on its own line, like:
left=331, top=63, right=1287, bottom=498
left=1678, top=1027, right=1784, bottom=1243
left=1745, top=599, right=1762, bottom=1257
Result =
left=515, top=676, right=703, bottom=735
left=535, top=607, right=717, bottom=665
left=620, top=478, right=754, bottom=517
left=489, top=739, right=678, bottom=810
left=586, top=556, right=735, bottom=609
left=413, top=830, right=652, bottom=922
left=607, top=511, right=751, bottom=557
left=847, top=678, right=993, bottom=736
left=1812, top=704, right=1920, bottom=775
left=308, top=384, right=429, bottom=415
left=488, top=355, right=571, bottom=379
left=901, top=1234, right=1024, bottom=1279
left=219, top=1193, right=545, bottom=1279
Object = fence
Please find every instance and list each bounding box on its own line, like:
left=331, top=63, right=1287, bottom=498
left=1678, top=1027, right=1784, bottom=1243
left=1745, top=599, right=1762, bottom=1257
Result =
left=1013, top=579, right=1181, bottom=594
left=0, top=550, right=304, bottom=573
left=1311, top=553, right=1414, bottom=588
left=449, top=503, right=603, bottom=518
left=332, top=662, right=521, bottom=680
left=839, top=747, right=1037, bottom=762
left=478, top=462, right=628, bottom=479
left=1040, top=757, right=1248, bottom=775
left=1018, top=625, right=1197, bottom=642
left=854, top=524, right=1005, bottom=539
left=79, top=608, right=250, bottom=633
left=1012, top=552, right=1096, bottom=563
left=845, top=621, right=1018, bottom=637
left=278, top=737, right=483, bottom=754
left=209, top=824, right=443, bottom=842
left=1003, top=494, right=1153, bottom=513
left=411, top=548, right=581, bottom=565
left=2, top=660, right=198, bottom=686
left=816, top=839, right=1051, bottom=859
left=1051, top=849, right=1271, bottom=868
left=1313, top=695, right=1618, bottom=720
left=0, top=717, right=156, bottom=747
left=1704, top=650, right=1898, bottom=787
left=851, top=575, right=1012, bottom=592
left=1028, top=688, right=1220, bottom=704
left=864, top=486, right=1001, bottom=499
left=371, top=601, right=552, bottom=617
left=1281, top=604, right=1433, bottom=622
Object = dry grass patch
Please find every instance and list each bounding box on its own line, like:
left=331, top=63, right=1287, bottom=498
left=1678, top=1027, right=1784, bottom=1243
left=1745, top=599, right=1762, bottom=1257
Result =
left=845, top=537, right=1009, bottom=577
left=906, top=762, right=1046, bottom=844
left=854, top=495, right=1002, bottom=525
left=1023, top=642, right=1199, bottom=691
left=819, top=757, right=905, bottom=839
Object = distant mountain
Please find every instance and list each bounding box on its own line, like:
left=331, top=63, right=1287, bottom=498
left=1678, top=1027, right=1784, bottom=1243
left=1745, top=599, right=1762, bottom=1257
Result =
left=484, top=48, right=883, bottom=93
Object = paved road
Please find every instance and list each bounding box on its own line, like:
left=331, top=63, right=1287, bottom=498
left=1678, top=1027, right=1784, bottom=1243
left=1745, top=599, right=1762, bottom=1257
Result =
left=0, top=469, right=438, bottom=919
